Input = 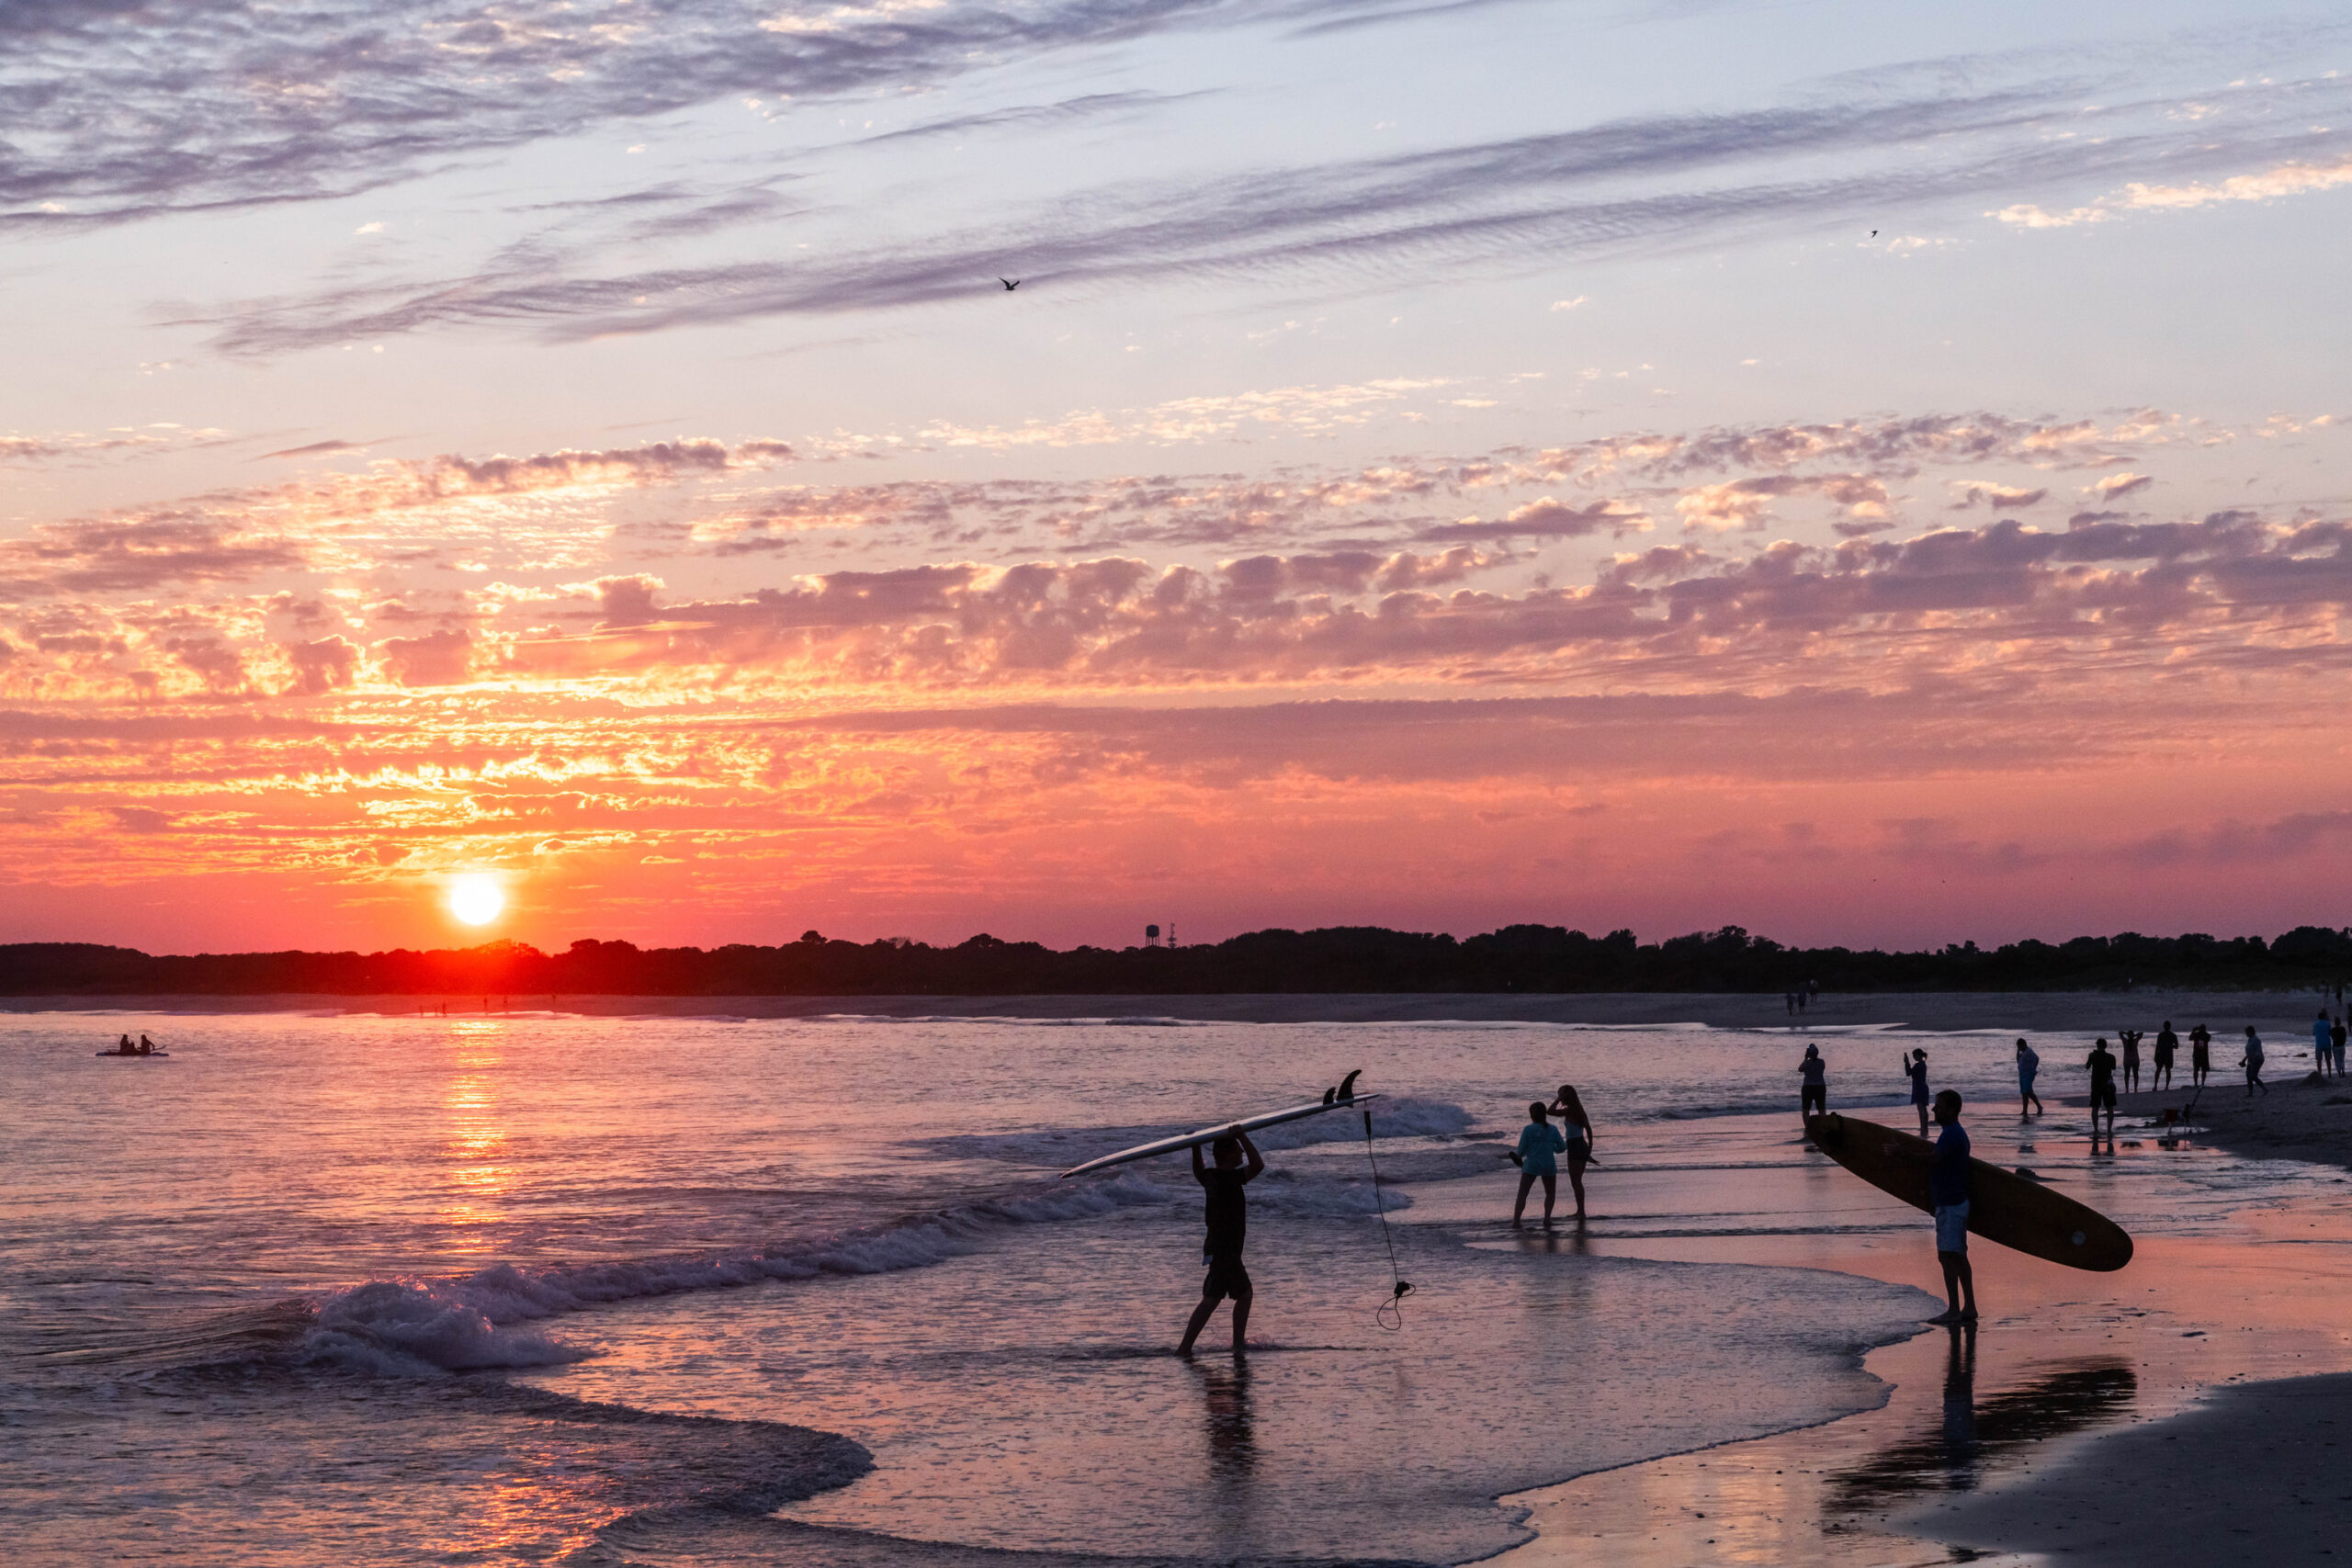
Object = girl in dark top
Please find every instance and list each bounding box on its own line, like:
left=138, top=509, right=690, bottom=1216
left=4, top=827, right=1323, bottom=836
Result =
left=1903, top=1049, right=1932, bottom=1135
left=1549, top=1084, right=1597, bottom=1221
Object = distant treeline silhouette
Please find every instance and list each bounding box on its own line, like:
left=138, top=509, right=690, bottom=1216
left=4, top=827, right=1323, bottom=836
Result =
left=5, top=924, right=2352, bottom=997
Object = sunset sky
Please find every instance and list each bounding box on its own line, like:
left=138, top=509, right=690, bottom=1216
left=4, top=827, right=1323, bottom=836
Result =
left=4, top=0, right=2350, bottom=953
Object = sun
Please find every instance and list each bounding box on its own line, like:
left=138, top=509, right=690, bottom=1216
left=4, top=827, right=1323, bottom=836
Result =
left=447, top=874, right=506, bottom=927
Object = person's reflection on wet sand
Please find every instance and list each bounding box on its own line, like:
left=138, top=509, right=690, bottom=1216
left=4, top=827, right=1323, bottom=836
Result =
left=1825, top=1357, right=2136, bottom=1516
left=1198, top=1355, right=1256, bottom=1483
left=1939, top=1325, right=1977, bottom=1461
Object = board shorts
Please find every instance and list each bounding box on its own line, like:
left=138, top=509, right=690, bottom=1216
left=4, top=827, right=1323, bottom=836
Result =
left=1201, top=1254, right=1251, bottom=1302
left=2091, top=1084, right=2117, bottom=1109
left=1934, top=1201, right=1970, bottom=1254
left=1801, top=1085, right=1826, bottom=1115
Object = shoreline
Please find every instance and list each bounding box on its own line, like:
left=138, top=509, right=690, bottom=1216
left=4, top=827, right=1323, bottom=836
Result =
left=2, top=987, right=2342, bottom=1032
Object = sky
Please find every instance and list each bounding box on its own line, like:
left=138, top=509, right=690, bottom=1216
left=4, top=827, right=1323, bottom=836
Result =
left=4, top=0, right=2351, bottom=955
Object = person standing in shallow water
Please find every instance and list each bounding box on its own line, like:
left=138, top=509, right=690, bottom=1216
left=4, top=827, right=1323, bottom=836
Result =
left=2190, top=1023, right=2213, bottom=1089
left=2241, top=1026, right=2267, bottom=1096
left=1178, top=1129, right=1262, bottom=1357
left=2314, top=1010, right=2335, bottom=1081
left=2119, top=1029, right=2142, bottom=1093
left=1902, top=1049, right=1932, bottom=1135
left=2084, top=1037, right=2119, bottom=1145
left=1510, top=1101, right=1567, bottom=1227
left=1548, top=1085, right=1596, bottom=1221
left=2332, top=1015, right=2347, bottom=1078
left=1926, top=1089, right=1978, bottom=1326
left=1798, top=1045, right=1827, bottom=1126
left=2015, top=1038, right=2042, bottom=1116
left=2153, top=1021, right=2177, bottom=1092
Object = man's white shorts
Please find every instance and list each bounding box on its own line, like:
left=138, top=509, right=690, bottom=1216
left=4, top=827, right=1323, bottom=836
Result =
left=1934, top=1201, right=1970, bottom=1254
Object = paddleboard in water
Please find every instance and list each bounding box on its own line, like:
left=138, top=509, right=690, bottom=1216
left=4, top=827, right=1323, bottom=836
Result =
left=1805, top=1112, right=2132, bottom=1271
left=1061, top=1071, right=1379, bottom=1179
left=95, top=1050, right=169, bottom=1058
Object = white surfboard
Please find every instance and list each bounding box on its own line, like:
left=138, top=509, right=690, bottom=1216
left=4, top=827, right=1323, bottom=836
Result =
left=1059, top=1087, right=1380, bottom=1179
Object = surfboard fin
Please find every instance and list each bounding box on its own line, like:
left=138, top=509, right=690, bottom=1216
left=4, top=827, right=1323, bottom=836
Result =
left=1322, top=1086, right=1336, bottom=1105
left=1337, top=1068, right=1363, bottom=1101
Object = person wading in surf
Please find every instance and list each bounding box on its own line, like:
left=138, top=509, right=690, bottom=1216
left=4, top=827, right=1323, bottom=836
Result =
left=2085, top=1037, right=2119, bottom=1144
left=1510, top=1101, right=1567, bottom=1227
left=1178, top=1128, right=1263, bottom=1357
left=1548, top=1084, right=1596, bottom=1221
left=1927, top=1089, right=1978, bottom=1326
left=1798, top=1045, right=1828, bottom=1127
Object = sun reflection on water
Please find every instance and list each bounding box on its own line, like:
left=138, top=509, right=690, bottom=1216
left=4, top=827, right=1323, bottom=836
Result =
left=440, top=1021, right=511, bottom=1247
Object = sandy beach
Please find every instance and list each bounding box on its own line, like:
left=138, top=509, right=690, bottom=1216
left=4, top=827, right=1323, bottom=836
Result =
left=6, top=987, right=2342, bottom=1034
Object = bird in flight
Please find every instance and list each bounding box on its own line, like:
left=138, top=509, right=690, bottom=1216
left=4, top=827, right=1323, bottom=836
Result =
left=1870, top=230, right=1878, bottom=237
left=1000, top=277, right=1021, bottom=291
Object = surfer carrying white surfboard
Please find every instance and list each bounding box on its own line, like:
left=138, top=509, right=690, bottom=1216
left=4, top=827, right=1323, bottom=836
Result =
left=1927, top=1089, right=1978, bottom=1326
left=1177, top=1129, right=1263, bottom=1357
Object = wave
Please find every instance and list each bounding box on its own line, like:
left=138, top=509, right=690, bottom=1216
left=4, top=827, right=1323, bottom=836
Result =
left=284, top=1137, right=1427, bottom=1378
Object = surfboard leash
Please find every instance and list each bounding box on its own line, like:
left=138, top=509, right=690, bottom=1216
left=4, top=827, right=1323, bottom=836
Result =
left=1362, top=1107, right=1412, bottom=1330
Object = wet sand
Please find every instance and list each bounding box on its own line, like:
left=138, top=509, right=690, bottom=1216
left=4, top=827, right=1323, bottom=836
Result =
left=1450, top=1110, right=2352, bottom=1568
left=5, top=987, right=2341, bottom=1033
left=1918, top=1370, right=2352, bottom=1566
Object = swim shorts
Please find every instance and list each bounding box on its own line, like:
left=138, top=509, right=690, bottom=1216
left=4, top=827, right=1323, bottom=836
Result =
left=2092, top=1084, right=2117, bottom=1109
left=1201, top=1254, right=1251, bottom=1302
left=1934, top=1201, right=1970, bottom=1254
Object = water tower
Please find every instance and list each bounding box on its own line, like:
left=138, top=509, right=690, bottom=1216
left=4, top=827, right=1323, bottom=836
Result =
left=1145, top=923, right=1160, bottom=947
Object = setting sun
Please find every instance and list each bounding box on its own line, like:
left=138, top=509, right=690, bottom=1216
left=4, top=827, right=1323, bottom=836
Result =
left=447, top=874, right=505, bottom=928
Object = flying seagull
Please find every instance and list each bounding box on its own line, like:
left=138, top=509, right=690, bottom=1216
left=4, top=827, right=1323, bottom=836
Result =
left=999, top=277, right=1021, bottom=291
left=1870, top=230, right=1878, bottom=237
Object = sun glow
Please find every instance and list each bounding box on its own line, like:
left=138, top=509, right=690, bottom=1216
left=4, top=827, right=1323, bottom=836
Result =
left=448, top=874, right=506, bottom=927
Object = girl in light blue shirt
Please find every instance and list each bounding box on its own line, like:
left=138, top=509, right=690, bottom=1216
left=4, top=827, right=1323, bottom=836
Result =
left=1511, top=1101, right=1567, bottom=1227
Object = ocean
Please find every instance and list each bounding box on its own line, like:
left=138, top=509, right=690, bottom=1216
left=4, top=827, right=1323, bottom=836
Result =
left=5, top=1010, right=2340, bottom=1564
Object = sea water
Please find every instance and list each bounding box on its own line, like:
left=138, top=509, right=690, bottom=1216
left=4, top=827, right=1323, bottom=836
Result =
left=0, top=1011, right=2316, bottom=1564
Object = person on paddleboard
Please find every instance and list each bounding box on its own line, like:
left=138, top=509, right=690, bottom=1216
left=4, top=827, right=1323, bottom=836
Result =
left=1178, top=1128, right=1263, bottom=1357
left=1902, top=1049, right=1932, bottom=1135
left=1548, top=1085, right=1595, bottom=1221
left=2085, top=1038, right=2119, bottom=1142
left=1926, top=1089, right=1977, bottom=1325
left=2014, top=1039, right=2042, bottom=1117
left=1510, top=1101, right=1567, bottom=1227
left=1798, top=1045, right=1827, bottom=1126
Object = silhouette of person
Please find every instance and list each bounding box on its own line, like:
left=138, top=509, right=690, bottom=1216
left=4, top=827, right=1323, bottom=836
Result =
left=1926, top=1089, right=1977, bottom=1325
left=1549, top=1084, right=1596, bottom=1221
left=1178, top=1129, right=1263, bottom=1356
left=2153, top=1021, right=2177, bottom=1091
left=2119, top=1029, right=2142, bottom=1093
left=2241, top=1026, right=2267, bottom=1096
left=2084, top=1038, right=2119, bottom=1141
left=1799, top=1044, right=1827, bottom=1124
left=2190, top=1023, right=2212, bottom=1088
left=2015, top=1038, right=2042, bottom=1116
left=2333, top=1015, right=2347, bottom=1077
left=1903, top=1049, right=1932, bottom=1135
left=2315, top=1010, right=2335, bottom=1081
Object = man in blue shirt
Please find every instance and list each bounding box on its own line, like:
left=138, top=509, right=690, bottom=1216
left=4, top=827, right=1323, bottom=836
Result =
left=1927, top=1089, right=1977, bottom=1326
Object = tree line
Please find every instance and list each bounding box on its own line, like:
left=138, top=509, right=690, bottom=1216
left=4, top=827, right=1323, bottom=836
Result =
left=4, top=923, right=2351, bottom=997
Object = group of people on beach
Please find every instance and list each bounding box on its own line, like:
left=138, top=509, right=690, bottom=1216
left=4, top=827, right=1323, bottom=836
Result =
left=1507, top=1085, right=1595, bottom=1227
